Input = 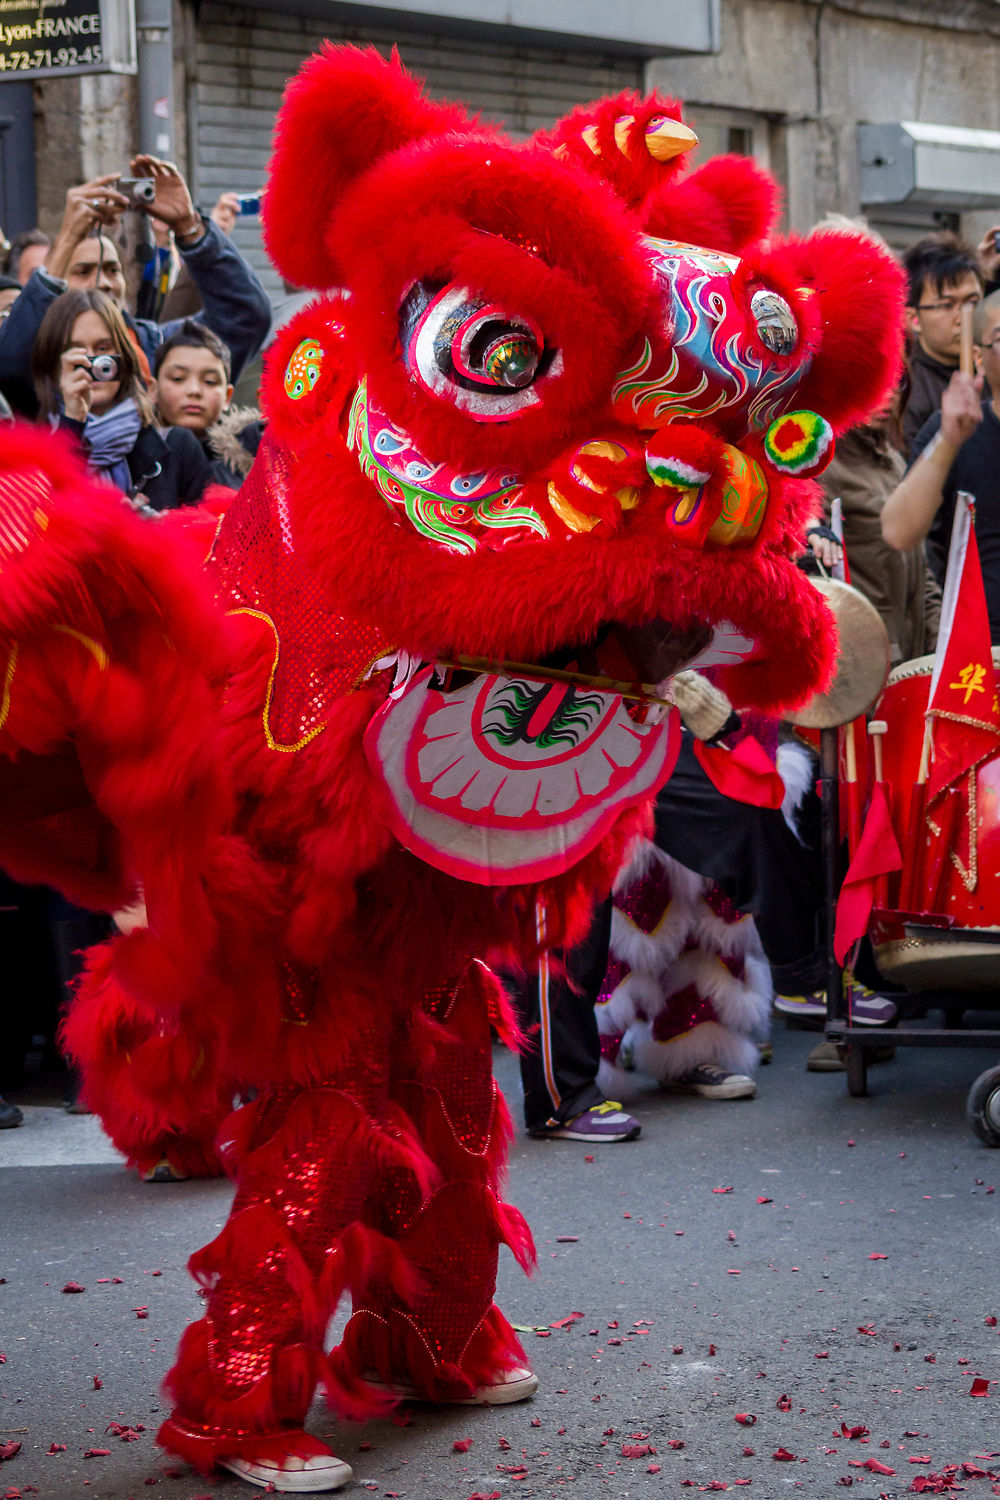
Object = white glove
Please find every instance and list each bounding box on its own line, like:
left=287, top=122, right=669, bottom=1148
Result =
left=668, top=670, right=733, bottom=740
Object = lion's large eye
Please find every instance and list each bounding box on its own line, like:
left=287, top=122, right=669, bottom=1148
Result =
left=750, top=288, right=798, bottom=356
left=400, top=281, right=557, bottom=418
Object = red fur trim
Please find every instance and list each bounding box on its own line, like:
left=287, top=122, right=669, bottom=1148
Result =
left=263, top=44, right=474, bottom=289
left=533, top=90, right=690, bottom=207
left=780, top=229, right=906, bottom=432
left=258, top=295, right=356, bottom=444
left=61, top=941, right=227, bottom=1177
left=643, top=154, right=780, bottom=252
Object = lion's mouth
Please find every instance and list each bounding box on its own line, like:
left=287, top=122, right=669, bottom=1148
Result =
left=435, top=616, right=754, bottom=705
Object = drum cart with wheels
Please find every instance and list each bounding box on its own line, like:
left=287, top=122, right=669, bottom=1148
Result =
left=817, top=722, right=1000, bottom=1143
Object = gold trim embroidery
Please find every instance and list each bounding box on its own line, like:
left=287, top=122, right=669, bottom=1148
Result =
left=51, top=625, right=110, bottom=670
left=227, top=606, right=327, bottom=753
left=0, top=642, right=18, bottom=731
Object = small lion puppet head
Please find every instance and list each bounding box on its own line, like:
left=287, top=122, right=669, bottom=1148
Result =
left=261, top=45, right=904, bottom=714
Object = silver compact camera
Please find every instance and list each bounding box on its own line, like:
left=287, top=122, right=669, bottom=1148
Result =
left=115, top=176, right=157, bottom=207
left=87, top=353, right=121, bottom=382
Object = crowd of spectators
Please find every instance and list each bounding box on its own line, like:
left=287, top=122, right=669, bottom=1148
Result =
left=0, top=156, right=272, bottom=1131
left=0, top=154, right=270, bottom=505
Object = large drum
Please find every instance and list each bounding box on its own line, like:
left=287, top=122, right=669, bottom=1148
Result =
left=870, top=651, right=1000, bottom=991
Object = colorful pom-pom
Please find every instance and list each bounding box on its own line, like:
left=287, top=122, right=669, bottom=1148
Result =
left=646, top=453, right=713, bottom=489
left=763, top=410, right=834, bottom=477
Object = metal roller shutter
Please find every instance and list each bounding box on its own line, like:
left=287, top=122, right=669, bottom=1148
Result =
left=189, top=3, right=643, bottom=298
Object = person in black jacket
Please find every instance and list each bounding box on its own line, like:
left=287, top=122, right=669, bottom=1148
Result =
left=1, top=158, right=271, bottom=416
left=32, top=288, right=212, bottom=512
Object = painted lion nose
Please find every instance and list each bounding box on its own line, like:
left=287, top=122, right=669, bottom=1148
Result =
left=547, top=439, right=642, bottom=533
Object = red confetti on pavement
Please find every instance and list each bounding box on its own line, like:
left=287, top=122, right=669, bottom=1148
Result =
left=708, top=1343, right=717, bottom=1356
left=82, top=1449, right=111, bottom=1458
left=986, top=1316, right=998, bottom=1327
left=668, top=1439, right=685, bottom=1450
left=92, top=1376, right=102, bottom=1389
left=841, top=1424, right=870, bottom=1440
left=735, top=1414, right=756, bottom=1426
left=550, top=1312, right=584, bottom=1329
left=61, top=1282, right=85, bottom=1294
left=857, top=1325, right=877, bottom=1336
left=970, top=1377, right=991, bottom=1396
left=815, top=1351, right=830, bottom=1359
left=868, top=1253, right=888, bottom=1260
left=773, top=1448, right=797, bottom=1461
left=647, top=1463, right=661, bottom=1473
left=622, top=1442, right=657, bottom=1459
left=862, top=1459, right=895, bottom=1474
left=0, top=1446, right=21, bottom=1462
left=713, top=1186, right=733, bottom=1194
left=46, top=1445, right=66, bottom=1455
left=756, top=1196, right=772, bottom=1204
left=776, top=1394, right=792, bottom=1411
left=133, top=1307, right=149, bottom=1319
left=453, top=1438, right=473, bottom=1453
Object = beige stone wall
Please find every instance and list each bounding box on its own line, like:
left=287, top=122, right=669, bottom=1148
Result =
left=647, top=0, right=1000, bottom=240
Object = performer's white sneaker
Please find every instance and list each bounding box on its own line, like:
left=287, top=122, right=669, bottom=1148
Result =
left=365, top=1365, right=538, bottom=1405
left=218, top=1433, right=352, bottom=1492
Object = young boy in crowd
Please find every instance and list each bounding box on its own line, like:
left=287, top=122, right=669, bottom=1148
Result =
left=153, top=320, right=262, bottom=489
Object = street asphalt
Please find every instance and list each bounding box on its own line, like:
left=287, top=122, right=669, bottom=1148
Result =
left=2, top=1022, right=999, bottom=1500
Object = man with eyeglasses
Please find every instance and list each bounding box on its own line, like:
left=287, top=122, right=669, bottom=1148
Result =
left=900, top=232, right=986, bottom=455
left=883, top=290, right=1000, bottom=641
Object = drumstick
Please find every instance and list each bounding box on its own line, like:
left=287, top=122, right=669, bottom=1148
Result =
left=867, top=718, right=890, bottom=907
left=868, top=718, right=886, bottom=784
left=961, top=301, right=975, bottom=377
left=900, top=718, right=933, bottom=910
left=843, top=720, right=862, bottom=855
left=440, top=654, right=673, bottom=706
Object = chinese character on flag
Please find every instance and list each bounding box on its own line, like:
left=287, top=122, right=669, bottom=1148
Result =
left=925, top=493, right=1000, bottom=808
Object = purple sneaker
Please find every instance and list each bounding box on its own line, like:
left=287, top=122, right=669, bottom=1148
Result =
left=844, top=977, right=897, bottom=1026
left=531, top=1100, right=641, bottom=1143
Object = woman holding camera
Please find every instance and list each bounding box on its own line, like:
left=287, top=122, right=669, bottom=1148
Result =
left=32, top=288, right=213, bottom=511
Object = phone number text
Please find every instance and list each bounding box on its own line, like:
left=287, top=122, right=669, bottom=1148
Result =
left=0, top=45, right=102, bottom=70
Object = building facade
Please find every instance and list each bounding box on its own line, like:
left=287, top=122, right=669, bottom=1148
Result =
left=12, top=0, right=1000, bottom=284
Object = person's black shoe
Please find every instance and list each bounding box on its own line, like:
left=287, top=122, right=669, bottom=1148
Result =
left=0, top=1095, right=24, bottom=1129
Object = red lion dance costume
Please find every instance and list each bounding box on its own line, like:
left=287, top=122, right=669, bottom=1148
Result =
left=0, top=46, right=901, bottom=1493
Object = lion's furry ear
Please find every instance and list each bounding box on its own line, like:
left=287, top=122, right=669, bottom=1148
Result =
left=262, top=44, right=474, bottom=290
left=642, top=155, right=780, bottom=254
left=781, top=228, right=906, bottom=432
